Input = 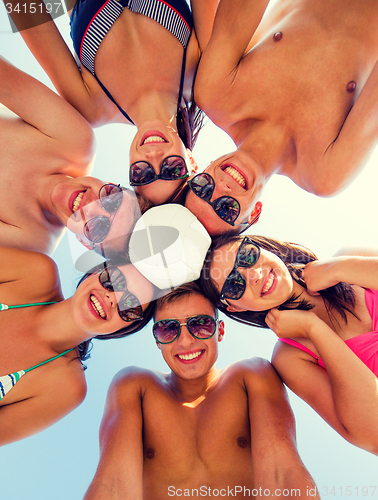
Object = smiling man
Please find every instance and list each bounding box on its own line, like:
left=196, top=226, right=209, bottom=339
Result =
left=193, top=0, right=378, bottom=226
left=84, top=282, right=319, bottom=500
left=0, top=56, right=146, bottom=256
left=184, top=156, right=263, bottom=236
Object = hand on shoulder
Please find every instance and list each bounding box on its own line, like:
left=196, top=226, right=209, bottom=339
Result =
left=266, top=308, right=321, bottom=339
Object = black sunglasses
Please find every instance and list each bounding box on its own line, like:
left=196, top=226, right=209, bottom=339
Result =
left=98, top=265, right=143, bottom=322
left=129, top=156, right=189, bottom=186
left=83, top=184, right=124, bottom=244
left=219, top=237, right=261, bottom=304
left=188, top=173, right=249, bottom=227
left=153, top=314, right=217, bottom=344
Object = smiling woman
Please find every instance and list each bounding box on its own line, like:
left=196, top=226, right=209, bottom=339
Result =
left=7, top=0, right=217, bottom=204
left=59, top=182, right=153, bottom=259
left=0, top=55, right=95, bottom=255
left=0, top=247, right=156, bottom=446
left=183, top=153, right=264, bottom=236
left=200, top=234, right=378, bottom=454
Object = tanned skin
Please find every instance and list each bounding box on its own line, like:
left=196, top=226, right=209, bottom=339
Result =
left=84, top=291, right=318, bottom=499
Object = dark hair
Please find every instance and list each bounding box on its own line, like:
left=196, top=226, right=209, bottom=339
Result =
left=200, top=234, right=357, bottom=329
left=155, top=281, right=218, bottom=320
left=75, top=258, right=156, bottom=360
left=176, top=95, right=205, bottom=151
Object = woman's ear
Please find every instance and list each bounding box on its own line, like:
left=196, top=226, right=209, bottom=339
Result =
left=186, top=149, right=198, bottom=173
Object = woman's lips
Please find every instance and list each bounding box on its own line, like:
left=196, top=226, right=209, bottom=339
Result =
left=140, top=130, right=168, bottom=146
left=69, top=190, right=87, bottom=215
left=88, top=294, right=107, bottom=320
left=261, top=270, right=277, bottom=296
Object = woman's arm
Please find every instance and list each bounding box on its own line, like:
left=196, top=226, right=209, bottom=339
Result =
left=303, top=255, right=378, bottom=294
left=268, top=309, right=378, bottom=454
left=3, top=0, right=112, bottom=126
left=0, top=55, right=94, bottom=168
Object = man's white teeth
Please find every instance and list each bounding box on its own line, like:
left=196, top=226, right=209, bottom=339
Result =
left=90, top=295, right=106, bottom=319
left=224, top=166, right=246, bottom=188
left=143, top=135, right=166, bottom=145
left=262, top=271, right=274, bottom=294
left=178, top=351, right=202, bottom=361
left=72, top=192, right=85, bottom=213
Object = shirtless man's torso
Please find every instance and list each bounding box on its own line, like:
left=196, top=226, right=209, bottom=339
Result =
left=84, top=283, right=318, bottom=499
left=195, top=0, right=378, bottom=197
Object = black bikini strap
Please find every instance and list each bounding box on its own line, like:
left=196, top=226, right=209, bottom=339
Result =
left=177, top=46, right=187, bottom=113
left=94, top=74, right=135, bottom=125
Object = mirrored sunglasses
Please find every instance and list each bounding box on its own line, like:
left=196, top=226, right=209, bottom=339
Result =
left=98, top=265, right=143, bottom=322
left=153, top=314, right=217, bottom=344
left=129, top=156, right=188, bottom=186
left=188, top=173, right=246, bottom=226
left=220, top=237, right=261, bottom=303
left=83, top=184, right=124, bottom=244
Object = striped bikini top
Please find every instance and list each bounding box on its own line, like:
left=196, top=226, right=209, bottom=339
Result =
left=0, top=301, right=74, bottom=402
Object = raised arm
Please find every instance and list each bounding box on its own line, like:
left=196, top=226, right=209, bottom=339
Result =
left=3, top=0, right=112, bottom=126
left=244, top=358, right=319, bottom=499
left=84, top=367, right=145, bottom=500
left=194, top=0, right=270, bottom=110
left=189, top=0, right=220, bottom=53
left=0, top=55, right=94, bottom=170
left=315, top=58, right=378, bottom=196
left=303, top=254, right=378, bottom=295
left=268, top=309, right=378, bottom=455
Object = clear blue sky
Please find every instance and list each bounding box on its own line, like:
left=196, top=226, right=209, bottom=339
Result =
left=0, top=4, right=377, bottom=499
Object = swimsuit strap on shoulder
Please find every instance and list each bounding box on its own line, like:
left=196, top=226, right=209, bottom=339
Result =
left=24, top=348, right=76, bottom=373
left=0, top=301, right=57, bottom=311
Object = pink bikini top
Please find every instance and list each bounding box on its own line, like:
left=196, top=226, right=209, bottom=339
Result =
left=279, top=288, right=378, bottom=376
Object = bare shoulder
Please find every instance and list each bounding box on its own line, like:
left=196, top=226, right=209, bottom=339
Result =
left=108, top=366, right=166, bottom=400
left=47, top=353, right=87, bottom=410
left=271, top=339, right=306, bottom=370
left=0, top=248, right=58, bottom=280
left=227, top=357, right=280, bottom=385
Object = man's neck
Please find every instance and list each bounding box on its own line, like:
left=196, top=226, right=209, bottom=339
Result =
left=234, top=119, right=297, bottom=179
left=168, top=367, right=222, bottom=404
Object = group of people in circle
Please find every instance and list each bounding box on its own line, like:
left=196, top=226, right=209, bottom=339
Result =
left=1, top=0, right=378, bottom=497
